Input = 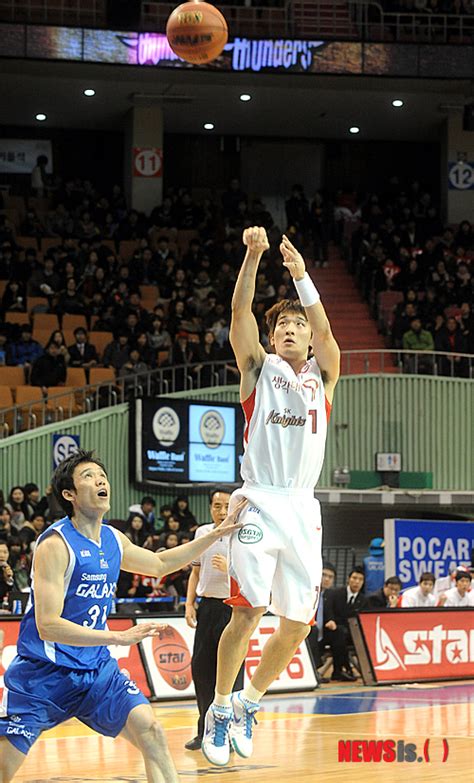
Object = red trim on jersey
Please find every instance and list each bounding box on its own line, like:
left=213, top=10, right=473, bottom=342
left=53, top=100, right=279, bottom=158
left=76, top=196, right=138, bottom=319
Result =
left=325, top=396, right=332, bottom=423
left=224, top=577, right=253, bottom=608
left=241, top=387, right=257, bottom=445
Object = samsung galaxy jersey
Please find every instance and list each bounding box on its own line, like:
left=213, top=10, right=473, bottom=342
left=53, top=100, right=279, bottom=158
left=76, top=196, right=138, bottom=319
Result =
left=18, top=517, right=122, bottom=669
left=241, top=353, right=331, bottom=489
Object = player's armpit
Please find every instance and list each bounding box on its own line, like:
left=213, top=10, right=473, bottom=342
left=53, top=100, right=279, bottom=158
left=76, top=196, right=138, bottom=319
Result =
left=229, top=312, right=266, bottom=374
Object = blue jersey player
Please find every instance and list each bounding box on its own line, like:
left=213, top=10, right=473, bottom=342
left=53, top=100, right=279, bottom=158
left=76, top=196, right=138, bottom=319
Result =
left=0, top=449, right=245, bottom=782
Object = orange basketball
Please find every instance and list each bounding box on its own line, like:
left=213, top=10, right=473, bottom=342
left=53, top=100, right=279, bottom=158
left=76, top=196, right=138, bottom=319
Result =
left=166, top=1, right=228, bottom=65
left=152, top=625, right=193, bottom=691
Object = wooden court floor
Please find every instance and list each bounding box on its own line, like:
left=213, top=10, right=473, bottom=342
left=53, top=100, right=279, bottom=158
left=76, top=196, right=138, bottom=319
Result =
left=13, top=681, right=474, bottom=782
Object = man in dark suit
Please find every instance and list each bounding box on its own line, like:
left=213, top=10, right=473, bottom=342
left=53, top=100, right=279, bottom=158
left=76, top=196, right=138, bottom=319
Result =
left=324, top=566, right=368, bottom=681
left=307, top=561, right=336, bottom=671
left=68, top=327, right=98, bottom=371
left=367, top=576, right=402, bottom=608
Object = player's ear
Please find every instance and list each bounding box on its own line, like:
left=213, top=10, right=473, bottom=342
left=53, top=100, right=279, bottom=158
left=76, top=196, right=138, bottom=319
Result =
left=62, top=488, right=75, bottom=503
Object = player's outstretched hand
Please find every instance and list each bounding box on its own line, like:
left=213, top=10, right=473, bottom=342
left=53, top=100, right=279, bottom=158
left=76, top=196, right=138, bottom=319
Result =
left=115, top=622, right=168, bottom=646
left=214, top=497, right=247, bottom=539
left=280, top=234, right=306, bottom=280
left=243, top=226, right=270, bottom=254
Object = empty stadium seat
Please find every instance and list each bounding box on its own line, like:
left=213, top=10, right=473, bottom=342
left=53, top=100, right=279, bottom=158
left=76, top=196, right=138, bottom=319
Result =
left=46, top=386, right=82, bottom=419
left=0, top=367, right=26, bottom=387
left=33, top=313, right=59, bottom=332
left=66, top=368, right=87, bottom=388
left=62, top=314, right=88, bottom=332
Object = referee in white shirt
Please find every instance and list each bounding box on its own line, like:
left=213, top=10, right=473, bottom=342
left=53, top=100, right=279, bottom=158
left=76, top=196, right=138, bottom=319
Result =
left=184, top=488, right=245, bottom=750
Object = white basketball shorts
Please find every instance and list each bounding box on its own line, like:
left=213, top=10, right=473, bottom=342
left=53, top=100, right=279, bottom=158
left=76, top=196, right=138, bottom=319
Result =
left=225, top=483, right=322, bottom=625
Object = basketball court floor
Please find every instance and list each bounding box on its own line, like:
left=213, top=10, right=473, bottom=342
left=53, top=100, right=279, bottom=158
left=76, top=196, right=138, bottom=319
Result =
left=12, top=680, right=473, bottom=781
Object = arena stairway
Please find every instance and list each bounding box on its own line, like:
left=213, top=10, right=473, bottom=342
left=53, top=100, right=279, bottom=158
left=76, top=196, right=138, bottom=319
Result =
left=308, top=246, right=397, bottom=375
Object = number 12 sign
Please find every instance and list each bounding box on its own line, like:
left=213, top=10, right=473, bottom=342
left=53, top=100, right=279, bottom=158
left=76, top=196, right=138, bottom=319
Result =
left=133, top=147, right=163, bottom=178
left=448, top=161, right=474, bottom=190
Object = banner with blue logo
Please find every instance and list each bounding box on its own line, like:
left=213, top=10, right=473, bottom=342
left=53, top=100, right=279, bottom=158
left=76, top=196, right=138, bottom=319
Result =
left=384, top=518, right=474, bottom=588
left=52, top=434, right=80, bottom=469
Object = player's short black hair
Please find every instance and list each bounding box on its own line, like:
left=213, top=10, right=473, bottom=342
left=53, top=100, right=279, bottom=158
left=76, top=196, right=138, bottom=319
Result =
left=322, top=561, right=337, bottom=576
left=455, top=570, right=471, bottom=582
left=348, top=566, right=365, bottom=580
left=209, top=487, right=232, bottom=504
left=384, top=576, right=402, bottom=588
left=265, top=299, right=308, bottom=336
left=52, top=449, right=107, bottom=518
left=419, top=572, right=435, bottom=584
left=141, top=496, right=155, bottom=507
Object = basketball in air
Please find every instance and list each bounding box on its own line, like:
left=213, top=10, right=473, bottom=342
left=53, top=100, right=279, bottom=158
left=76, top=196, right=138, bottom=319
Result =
left=166, top=1, right=228, bottom=64
left=152, top=625, right=193, bottom=691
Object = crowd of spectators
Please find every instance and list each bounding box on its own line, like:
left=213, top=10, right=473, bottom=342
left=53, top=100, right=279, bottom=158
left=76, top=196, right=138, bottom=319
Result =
left=0, top=483, right=203, bottom=609
left=0, top=174, right=473, bottom=392
left=348, top=181, right=473, bottom=375
left=0, top=177, right=312, bottom=391
left=308, top=558, right=474, bottom=682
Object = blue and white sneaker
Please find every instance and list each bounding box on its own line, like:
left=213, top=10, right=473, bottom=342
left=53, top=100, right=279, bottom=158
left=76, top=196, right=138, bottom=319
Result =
left=202, top=704, right=233, bottom=766
left=230, top=691, right=259, bottom=758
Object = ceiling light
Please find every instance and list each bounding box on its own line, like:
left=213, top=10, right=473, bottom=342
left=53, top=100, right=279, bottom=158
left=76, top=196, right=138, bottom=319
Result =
left=35, top=113, right=47, bottom=122
left=392, top=99, right=404, bottom=108
left=349, top=126, right=360, bottom=134
left=84, top=88, right=96, bottom=97
left=203, top=123, right=214, bottom=130
left=240, top=94, right=252, bottom=102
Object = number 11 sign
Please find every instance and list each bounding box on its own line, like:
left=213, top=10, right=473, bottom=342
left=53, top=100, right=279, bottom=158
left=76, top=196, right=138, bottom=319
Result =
left=133, top=147, right=163, bottom=178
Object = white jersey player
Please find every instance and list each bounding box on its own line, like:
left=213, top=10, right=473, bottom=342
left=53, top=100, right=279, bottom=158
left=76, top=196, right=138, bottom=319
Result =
left=438, top=572, right=474, bottom=606
left=400, top=572, right=436, bottom=608
left=203, top=228, right=340, bottom=767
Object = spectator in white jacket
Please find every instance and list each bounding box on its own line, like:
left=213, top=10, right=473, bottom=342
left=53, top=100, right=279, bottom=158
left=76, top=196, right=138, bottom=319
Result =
left=438, top=571, right=474, bottom=607
left=399, top=572, right=436, bottom=608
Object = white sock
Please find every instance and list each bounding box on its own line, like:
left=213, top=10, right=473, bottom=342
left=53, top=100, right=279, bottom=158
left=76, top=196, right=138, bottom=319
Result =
left=214, top=691, right=232, bottom=708
left=242, top=683, right=265, bottom=704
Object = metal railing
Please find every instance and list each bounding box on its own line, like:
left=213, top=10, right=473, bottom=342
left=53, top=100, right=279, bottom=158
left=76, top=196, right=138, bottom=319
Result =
left=142, top=0, right=292, bottom=37
left=0, top=0, right=106, bottom=25
left=341, top=348, right=474, bottom=377
left=1, top=350, right=472, bottom=438
left=0, top=0, right=471, bottom=44
left=348, top=1, right=474, bottom=43
left=0, top=360, right=239, bottom=438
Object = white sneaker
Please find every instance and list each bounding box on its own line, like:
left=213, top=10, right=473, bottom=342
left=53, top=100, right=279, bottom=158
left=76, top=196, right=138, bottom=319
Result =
left=202, top=704, right=232, bottom=766
left=230, top=691, right=259, bottom=758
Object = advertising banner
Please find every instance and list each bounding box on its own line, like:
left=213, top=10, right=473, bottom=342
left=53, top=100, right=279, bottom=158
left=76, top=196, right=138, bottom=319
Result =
left=358, top=609, right=474, bottom=684
left=384, top=518, right=474, bottom=588
left=0, top=23, right=472, bottom=79
left=0, top=138, right=53, bottom=174
left=134, top=398, right=243, bottom=485
left=137, top=614, right=317, bottom=699
left=0, top=617, right=150, bottom=700
left=0, top=614, right=316, bottom=702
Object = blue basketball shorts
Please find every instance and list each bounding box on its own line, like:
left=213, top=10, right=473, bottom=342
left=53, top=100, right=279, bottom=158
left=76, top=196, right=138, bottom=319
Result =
left=0, top=654, right=149, bottom=754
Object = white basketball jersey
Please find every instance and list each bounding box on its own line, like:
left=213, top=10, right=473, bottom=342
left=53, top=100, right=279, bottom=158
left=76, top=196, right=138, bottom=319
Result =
left=241, top=354, right=331, bottom=489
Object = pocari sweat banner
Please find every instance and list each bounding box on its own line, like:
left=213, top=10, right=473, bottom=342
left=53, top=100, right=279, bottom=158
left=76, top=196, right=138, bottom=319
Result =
left=384, top=519, right=474, bottom=588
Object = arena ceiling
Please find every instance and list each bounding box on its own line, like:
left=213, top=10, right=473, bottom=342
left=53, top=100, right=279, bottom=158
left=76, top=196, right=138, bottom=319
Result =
left=0, top=58, right=470, bottom=140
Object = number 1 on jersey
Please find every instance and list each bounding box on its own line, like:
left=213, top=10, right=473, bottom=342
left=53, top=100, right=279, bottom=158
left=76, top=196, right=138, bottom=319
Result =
left=309, top=409, right=317, bottom=434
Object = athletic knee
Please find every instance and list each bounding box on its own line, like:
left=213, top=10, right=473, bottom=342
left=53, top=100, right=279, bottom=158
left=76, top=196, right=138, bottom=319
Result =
left=229, top=608, right=264, bottom=636
left=281, top=621, right=311, bottom=647
left=137, top=719, right=168, bottom=757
